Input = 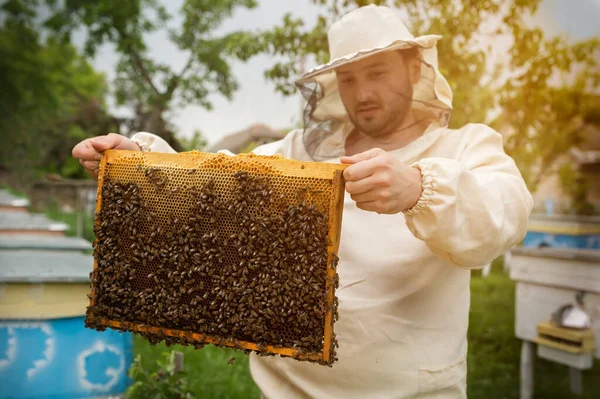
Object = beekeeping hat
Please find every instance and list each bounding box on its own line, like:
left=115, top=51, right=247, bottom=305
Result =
left=295, top=5, right=453, bottom=161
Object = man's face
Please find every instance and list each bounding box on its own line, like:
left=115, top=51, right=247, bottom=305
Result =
left=335, top=51, right=419, bottom=136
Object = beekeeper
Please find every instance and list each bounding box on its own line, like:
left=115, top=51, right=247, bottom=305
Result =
left=73, top=5, right=533, bottom=398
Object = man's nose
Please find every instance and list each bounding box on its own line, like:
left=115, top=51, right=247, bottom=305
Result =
left=355, top=84, right=374, bottom=102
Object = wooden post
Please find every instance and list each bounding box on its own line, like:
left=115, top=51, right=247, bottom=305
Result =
left=503, top=250, right=511, bottom=274
left=174, top=351, right=184, bottom=373
left=520, top=340, right=534, bottom=399
left=481, top=263, right=491, bottom=277
left=569, top=367, right=583, bottom=396
left=299, top=55, right=305, bottom=120
left=76, top=188, right=83, bottom=238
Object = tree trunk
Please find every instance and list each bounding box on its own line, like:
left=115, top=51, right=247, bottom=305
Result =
left=140, top=105, right=182, bottom=152
left=143, top=106, right=166, bottom=136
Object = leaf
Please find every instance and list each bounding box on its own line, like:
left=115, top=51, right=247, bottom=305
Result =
left=0, top=11, right=111, bottom=178
left=39, top=0, right=270, bottom=141
left=263, top=0, right=599, bottom=203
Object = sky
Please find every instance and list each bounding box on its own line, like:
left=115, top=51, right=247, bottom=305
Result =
left=80, top=0, right=600, bottom=146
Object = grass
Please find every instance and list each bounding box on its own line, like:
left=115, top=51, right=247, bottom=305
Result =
left=468, top=271, right=522, bottom=398
left=24, top=195, right=598, bottom=397
left=132, top=268, right=599, bottom=399
left=0, top=183, right=96, bottom=242
left=132, top=337, right=261, bottom=399
left=468, top=268, right=600, bottom=399
left=43, top=206, right=96, bottom=243
left=0, top=185, right=27, bottom=198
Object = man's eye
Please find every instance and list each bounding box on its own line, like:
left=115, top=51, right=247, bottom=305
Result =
left=371, top=71, right=386, bottom=78
left=341, top=77, right=354, bottom=84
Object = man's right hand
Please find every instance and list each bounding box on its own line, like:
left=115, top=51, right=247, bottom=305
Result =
left=72, top=133, right=141, bottom=180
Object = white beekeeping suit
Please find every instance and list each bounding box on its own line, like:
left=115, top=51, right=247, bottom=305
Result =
left=131, top=5, right=533, bottom=398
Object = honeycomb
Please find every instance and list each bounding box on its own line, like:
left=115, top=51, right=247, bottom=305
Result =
left=85, top=149, right=346, bottom=366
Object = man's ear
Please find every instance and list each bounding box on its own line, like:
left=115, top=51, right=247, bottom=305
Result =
left=409, top=57, right=421, bottom=84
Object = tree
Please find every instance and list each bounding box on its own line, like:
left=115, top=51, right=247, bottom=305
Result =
left=260, top=0, right=600, bottom=195
left=45, top=0, right=267, bottom=151
left=0, top=0, right=114, bottom=181
left=179, top=129, right=208, bottom=151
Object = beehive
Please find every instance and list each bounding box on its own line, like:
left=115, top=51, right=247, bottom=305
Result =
left=85, top=149, right=346, bottom=366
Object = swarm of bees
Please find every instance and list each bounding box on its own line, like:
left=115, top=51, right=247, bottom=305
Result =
left=86, top=164, right=340, bottom=366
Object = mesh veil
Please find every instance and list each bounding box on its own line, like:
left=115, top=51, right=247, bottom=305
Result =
left=295, top=45, right=453, bottom=162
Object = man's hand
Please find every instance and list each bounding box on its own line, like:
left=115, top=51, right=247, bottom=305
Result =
left=340, top=148, right=423, bottom=214
left=72, top=133, right=141, bottom=180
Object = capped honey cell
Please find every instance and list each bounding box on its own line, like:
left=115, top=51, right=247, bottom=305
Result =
left=86, top=150, right=346, bottom=366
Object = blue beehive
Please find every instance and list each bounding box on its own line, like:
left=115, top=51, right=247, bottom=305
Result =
left=523, top=214, right=600, bottom=250
left=0, top=189, right=133, bottom=398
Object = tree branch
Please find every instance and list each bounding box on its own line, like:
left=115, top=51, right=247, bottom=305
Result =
left=118, top=30, right=161, bottom=97
left=130, top=48, right=161, bottom=97
left=530, top=163, right=556, bottom=191
left=165, top=55, right=195, bottom=98
left=178, top=55, right=194, bottom=80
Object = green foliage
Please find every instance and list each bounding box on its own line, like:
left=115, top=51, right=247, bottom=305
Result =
left=493, top=27, right=600, bottom=193
left=45, top=0, right=268, bottom=141
left=238, top=140, right=261, bottom=153
left=261, top=0, right=600, bottom=194
left=557, top=163, right=595, bottom=215
left=0, top=0, right=113, bottom=180
left=179, top=129, right=208, bottom=152
left=260, top=0, right=500, bottom=126
left=0, top=185, right=28, bottom=200
left=132, top=336, right=261, bottom=399
left=43, top=205, right=95, bottom=242
left=125, top=351, right=195, bottom=399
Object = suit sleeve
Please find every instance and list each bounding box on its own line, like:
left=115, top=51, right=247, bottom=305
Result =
left=129, top=130, right=299, bottom=156
left=130, top=132, right=178, bottom=153
left=403, top=124, right=534, bottom=269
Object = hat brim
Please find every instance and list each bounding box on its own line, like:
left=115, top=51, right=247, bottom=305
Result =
left=295, top=34, right=442, bottom=85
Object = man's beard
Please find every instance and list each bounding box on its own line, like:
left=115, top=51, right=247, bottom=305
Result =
left=348, top=84, right=414, bottom=137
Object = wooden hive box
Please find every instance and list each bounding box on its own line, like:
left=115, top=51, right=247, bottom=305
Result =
left=535, top=321, right=595, bottom=354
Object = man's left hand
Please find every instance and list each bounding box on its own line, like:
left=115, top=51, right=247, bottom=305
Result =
left=340, top=148, right=423, bottom=214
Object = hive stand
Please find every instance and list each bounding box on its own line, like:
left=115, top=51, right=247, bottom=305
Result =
left=509, top=247, right=600, bottom=399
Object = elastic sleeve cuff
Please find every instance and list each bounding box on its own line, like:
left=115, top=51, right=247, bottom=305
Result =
left=403, top=160, right=435, bottom=217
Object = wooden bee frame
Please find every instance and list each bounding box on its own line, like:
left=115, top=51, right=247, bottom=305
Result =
left=86, top=149, right=346, bottom=366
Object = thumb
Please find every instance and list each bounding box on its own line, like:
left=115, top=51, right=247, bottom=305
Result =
left=90, top=134, right=122, bottom=152
left=340, top=148, right=385, bottom=165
